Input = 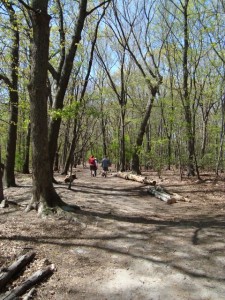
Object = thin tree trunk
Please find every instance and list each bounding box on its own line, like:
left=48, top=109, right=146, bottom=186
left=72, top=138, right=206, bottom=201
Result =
left=132, top=94, right=155, bottom=174
left=100, top=97, right=107, bottom=157
left=61, top=120, right=71, bottom=168
left=0, top=163, right=4, bottom=202
left=120, top=108, right=126, bottom=171
left=22, top=123, right=31, bottom=174
left=2, top=2, right=19, bottom=187
left=215, top=94, right=225, bottom=175
left=182, top=0, right=195, bottom=176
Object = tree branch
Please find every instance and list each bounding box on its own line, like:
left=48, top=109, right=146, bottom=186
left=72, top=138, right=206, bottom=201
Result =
left=86, top=0, right=111, bottom=16
left=48, top=63, right=60, bottom=82
left=0, top=74, right=12, bottom=87
left=16, top=0, right=37, bottom=13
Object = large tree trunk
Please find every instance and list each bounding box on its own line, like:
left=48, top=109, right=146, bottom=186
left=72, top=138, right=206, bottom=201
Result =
left=27, top=0, right=67, bottom=213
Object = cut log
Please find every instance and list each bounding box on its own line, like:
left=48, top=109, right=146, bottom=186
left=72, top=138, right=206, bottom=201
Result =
left=0, top=251, right=36, bottom=291
left=117, top=172, right=156, bottom=185
left=147, top=186, right=176, bottom=204
left=0, top=199, right=9, bottom=209
left=170, top=192, right=190, bottom=202
left=2, top=264, right=55, bottom=300
left=22, top=287, right=36, bottom=300
left=116, top=172, right=129, bottom=180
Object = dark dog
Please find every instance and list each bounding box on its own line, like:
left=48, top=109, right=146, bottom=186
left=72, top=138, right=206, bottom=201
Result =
left=64, top=174, right=77, bottom=183
left=101, top=171, right=107, bottom=177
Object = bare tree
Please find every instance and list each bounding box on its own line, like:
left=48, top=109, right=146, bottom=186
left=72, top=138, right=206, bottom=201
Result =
left=96, top=39, right=132, bottom=171
left=110, top=0, right=164, bottom=174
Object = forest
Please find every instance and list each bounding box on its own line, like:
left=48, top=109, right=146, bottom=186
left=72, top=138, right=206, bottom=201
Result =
left=0, top=1, right=225, bottom=299
left=0, top=0, right=225, bottom=210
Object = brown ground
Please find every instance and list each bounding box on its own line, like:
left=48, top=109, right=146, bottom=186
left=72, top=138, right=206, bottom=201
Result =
left=1, top=167, right=225, bottom=300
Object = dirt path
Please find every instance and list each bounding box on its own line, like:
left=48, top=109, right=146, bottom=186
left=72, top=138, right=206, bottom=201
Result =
left=1, top=168, right=225, bottom=299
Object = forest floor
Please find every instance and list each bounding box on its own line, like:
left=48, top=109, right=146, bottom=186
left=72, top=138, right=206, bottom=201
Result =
left=1, top=166, right=225, bottom=300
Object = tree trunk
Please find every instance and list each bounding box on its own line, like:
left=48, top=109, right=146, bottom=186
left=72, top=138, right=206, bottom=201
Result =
left=48, top=0, right=88, bottom=176
left=0, top=163, right=4, bottom=202
left=61, top=120, right=71, bottom=168
left=215, top=94, right=225, bottom=175
left=2, top=2, right=19, bottom=187
left=132, top=94, right=155, bottom=174
left=120, top=108, right=126, bottom=171
left=167, top=135, right=172, bottom=170
left=100, top=97, right=107, bottom=157
left=182, top=0, right=195, bottom=177
left=27, top=0, right=66, bottom=213
left=4, top=92, right=18, bottom=187
left=22, top=122, right=31, bottom=174
left=61, top=124, right=78, bottom=175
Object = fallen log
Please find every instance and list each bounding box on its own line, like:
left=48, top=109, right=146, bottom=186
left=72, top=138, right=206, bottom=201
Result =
left=117, top=172, right=156, bottom=185
left=0, top=199, right=9, bottom=209
left=0, top=251, right=36, bottom=291
left=170, top=192, right=190, bottom=202
left=22, top=287, right=36, bottom=300
left=147, top=186, right=176, bottom=204
left=2, top=264, right=55, bottom=300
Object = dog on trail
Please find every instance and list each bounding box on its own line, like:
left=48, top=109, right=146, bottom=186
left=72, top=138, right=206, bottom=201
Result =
left=64, top=174, right=77, bottom=183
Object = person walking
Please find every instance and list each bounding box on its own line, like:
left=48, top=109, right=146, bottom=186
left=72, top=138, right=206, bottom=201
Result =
left=101, top=156, right=111, bottom=177
left=88, top=155, right=97, bottom=177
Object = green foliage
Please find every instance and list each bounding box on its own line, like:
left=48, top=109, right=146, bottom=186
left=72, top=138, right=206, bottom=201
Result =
left=49, top=101, right=81, bottom=120
left=15, top=150, right=24, bottom=172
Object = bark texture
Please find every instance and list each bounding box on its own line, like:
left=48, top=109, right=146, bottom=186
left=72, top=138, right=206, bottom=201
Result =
left=28, top=1, right=65, bottom=211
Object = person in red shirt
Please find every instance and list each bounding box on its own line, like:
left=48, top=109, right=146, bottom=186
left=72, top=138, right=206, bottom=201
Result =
left=88, top=155, right=97, bottom=177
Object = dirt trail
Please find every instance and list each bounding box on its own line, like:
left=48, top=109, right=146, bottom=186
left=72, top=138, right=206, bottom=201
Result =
left=1, top=168, right=225, bottom=299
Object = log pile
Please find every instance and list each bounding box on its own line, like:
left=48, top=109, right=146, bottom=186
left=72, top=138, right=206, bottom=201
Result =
left=0, top=251, right=55, bottom=299
left=116, top=171, right=189, bottom=204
